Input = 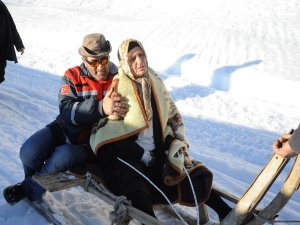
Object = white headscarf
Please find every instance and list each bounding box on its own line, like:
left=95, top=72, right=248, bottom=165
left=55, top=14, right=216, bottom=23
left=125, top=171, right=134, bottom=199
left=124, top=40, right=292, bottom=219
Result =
left=118, top=39, right=153, bottom=121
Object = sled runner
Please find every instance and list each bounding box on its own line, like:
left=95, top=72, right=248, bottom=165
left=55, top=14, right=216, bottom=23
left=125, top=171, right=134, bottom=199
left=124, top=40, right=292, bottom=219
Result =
left=32, top=153, right=300, bottom=225
left=26, top=198, right=62, bottom=225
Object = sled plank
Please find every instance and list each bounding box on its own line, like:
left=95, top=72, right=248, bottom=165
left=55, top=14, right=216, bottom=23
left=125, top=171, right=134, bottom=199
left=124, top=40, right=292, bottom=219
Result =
left=220, top=154, right=289, bottom=225
left=247, top=155, right=300, bottom=225
left=213, top=185, right=240, bottom=204
left=33, top=173, right=85, bottom=192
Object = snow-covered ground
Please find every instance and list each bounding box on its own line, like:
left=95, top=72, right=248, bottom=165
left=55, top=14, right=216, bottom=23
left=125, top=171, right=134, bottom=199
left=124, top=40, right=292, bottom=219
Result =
left=0, top=0, right=300, bottom=224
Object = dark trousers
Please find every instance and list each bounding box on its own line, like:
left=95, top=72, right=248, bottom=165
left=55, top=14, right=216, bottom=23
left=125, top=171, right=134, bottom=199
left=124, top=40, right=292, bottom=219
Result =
left=0, top=59, right=6, bottom=83
left=97, top=138, right=231, bottom=220
left=19, top=125, right=91, bottom=201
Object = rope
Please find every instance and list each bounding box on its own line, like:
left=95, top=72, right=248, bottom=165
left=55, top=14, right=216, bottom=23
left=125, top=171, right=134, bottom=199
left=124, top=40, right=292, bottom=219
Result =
left=117, top=157, right=188, bottom=225
left=84, top=172, right=92, bottom=191
left=109, top=196, right=132, bottom=225
left=84, top=172, right=133, bottom=225
left=85, top=173, right=122, bottom=202
left=182, top=161, right=200, bottom=225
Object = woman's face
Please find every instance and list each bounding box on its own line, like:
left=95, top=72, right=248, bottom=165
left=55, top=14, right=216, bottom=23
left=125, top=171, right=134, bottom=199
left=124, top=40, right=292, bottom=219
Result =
left=127, top=47, right=148, bottom=78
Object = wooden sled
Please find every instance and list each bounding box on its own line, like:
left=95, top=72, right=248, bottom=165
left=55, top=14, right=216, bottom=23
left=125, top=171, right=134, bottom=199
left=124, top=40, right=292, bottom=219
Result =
left=219, top=154, right=300, bottom=225
left=33, top=153, right=300, bottom=225
left=33, top=172, right=166, bottom=225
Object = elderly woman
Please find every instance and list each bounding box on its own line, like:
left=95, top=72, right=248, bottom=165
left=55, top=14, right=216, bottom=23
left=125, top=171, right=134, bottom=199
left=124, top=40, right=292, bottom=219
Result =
left=90, top=39, right=231, bottom=221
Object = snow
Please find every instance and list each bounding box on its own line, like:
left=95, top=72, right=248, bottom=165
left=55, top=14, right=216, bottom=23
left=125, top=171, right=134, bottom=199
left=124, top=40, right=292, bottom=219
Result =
left=0, top=0, right=300, bottom=224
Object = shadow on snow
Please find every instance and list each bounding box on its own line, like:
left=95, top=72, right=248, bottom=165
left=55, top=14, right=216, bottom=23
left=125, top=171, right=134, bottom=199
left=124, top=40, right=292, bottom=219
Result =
left=163, top=55, right=262, bottom=100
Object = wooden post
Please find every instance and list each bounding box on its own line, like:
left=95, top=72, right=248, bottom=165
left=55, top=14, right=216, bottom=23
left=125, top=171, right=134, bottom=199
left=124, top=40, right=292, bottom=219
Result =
left=199, top=204, right=209, bottom=224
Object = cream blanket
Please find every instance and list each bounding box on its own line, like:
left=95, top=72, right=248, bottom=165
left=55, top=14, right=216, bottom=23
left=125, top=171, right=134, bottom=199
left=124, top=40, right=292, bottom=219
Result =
left=90, top=66, right=188, bottom=173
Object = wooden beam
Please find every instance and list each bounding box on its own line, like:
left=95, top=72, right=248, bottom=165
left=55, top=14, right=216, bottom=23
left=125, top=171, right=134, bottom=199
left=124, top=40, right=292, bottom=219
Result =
left=247, top=155, right=300, bottom=225
left=33, top=173, right=85, bottom=192
left=213, top=185, right=240, bottom=204
left=220, top=154, right=289, bottom=225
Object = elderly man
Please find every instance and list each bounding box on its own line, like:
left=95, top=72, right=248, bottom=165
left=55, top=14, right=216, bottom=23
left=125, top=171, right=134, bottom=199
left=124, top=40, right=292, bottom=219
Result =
left=90, top=39, right=231, bottom=222
left=3, top=33, right=127, bottom=205
left=273, top=125, right=300, bottom=158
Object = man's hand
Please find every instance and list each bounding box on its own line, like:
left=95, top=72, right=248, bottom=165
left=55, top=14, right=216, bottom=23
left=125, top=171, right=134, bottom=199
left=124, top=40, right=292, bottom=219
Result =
left=273, top=133, right=297, bottom=158
left=102, top=88, right=128, bottom=119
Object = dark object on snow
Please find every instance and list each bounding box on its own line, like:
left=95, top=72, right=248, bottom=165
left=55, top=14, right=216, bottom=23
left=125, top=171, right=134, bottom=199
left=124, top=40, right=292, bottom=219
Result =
left=0, top=0, right=25, bottom=83
left=3, top=182, right=25, bottom=204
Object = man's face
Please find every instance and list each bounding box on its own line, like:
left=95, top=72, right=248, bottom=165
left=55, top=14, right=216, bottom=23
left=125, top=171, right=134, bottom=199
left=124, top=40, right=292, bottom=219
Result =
left=127, top=47, right=148, bottom=78
left=84, top=55, right=110, bottom=81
